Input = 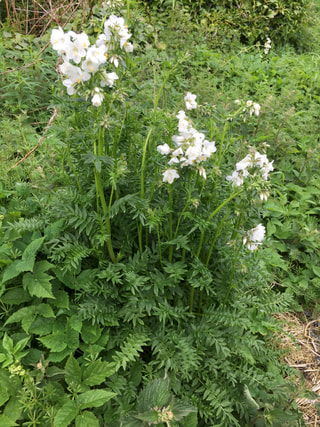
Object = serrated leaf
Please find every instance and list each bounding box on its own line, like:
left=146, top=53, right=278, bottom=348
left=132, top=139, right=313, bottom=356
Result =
left=5, top=307, right=37, bottom=331
left=183, top=411, right=198, bottom=427
left=38, top=332, right=67, bottom=352
left=36, top=303, right=55, bottom=318
left=22, top=237, right=45, bottom=262
left=1, top=288, right=31, bottom=305
left=53, top=400, right=79, bottom=427
left=68, top=315, right=82, bottom=332
left=75, top=411, right=99, bottom=427
left=53, top=290, right=69, bottom=309
left=65, top=355, right=82, bottom=387
left=2, top=334, right=13, bottom=352
left=83, top=360, right=116, bottom=386
left=23, top=262, right=54, bottom=299
left=135, top=410, right=159, bottom=423
left=2, top=237, right=45, bottom=283
left=76, top=389, right=116, bottom=409
left=3, top=396, right=22, bottom=422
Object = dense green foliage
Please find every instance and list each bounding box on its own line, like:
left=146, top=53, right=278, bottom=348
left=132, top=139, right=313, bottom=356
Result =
left=1, top=0, right=320, bottom=425
left=144, top=0, right=311, bottom=45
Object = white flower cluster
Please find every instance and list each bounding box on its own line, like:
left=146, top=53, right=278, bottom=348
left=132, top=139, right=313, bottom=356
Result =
left=245, top=100, right=261, bottom=116
left=226, top=151, right=274, bottom=190
left=157, top=104, right=216, bottom=184
left=50, top=15, right=133, bottom=105
left=243, top=223, right=266, bottom=251
left=264, top=37, right=272, bottom=55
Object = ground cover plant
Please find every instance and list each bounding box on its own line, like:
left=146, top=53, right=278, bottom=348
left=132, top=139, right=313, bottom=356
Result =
left=1, top=0, right=320, bottom=425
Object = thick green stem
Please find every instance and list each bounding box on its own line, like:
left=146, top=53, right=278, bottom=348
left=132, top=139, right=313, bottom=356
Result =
left=196, top=189, right=242, bottom=258
left=168, top=185, right=173, bottom=262
left=94, top=169, right=117, bottom=263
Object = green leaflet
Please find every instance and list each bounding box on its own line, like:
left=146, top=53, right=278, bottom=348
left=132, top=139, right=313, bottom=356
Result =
left=2, top=237, right=45, bottom=283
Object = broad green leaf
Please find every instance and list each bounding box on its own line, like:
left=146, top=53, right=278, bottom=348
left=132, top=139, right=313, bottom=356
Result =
left=0, top=388, right=10, bottom=406
left=3, top=396, right=22, bottom=421
left=2, top=237, right=45, bottom=283
left=312, top=265, right=320, bottom=277
left=23, top=263, right=54, bottom=299
left=36, top=303, right=55, bottom=318
left=68, top=315, right=82, bottom=333
left=22, top=237, right=45, bottom=262
left=65, top=355, right=82, bottom=387
left=183, top=412, right=198, bottom=427
left=1, top=288, right=31, bottom=305
left=76, top=389, right=116, bottom=410
left=0, top=415, right=18, bottom=427
left=75, top=411, right=99, bottom=427
left=5, top=306, right=36, bottom=325
left=38, top=332, right=67, bottom=352
left=53, top=289, right=70, bottom=309
left=135, top=410, right=159, bottom=423
left=53, top=400, right=79, bottom=427
left=2, top=334, right=13, bottom=352
left=83, top=360, right=116, bottom=386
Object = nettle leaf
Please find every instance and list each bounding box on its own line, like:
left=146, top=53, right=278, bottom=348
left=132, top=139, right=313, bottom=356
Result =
left=1, top=288, right=31, bottom=305
left=2, top=237, right=45, bottom=283
left=38, top=332, right=67, bottom=352
left=83, top=359, right=117, bottom=386
left=75, top=411, right=99, bottom=427
left=0, top=415, right=18, bottom=427
left=76, top=389, right=116, bottom=410
left=0, top=388, right=10, bottom=406
left=68, top=315, right=83, bottom=333
left=65, top=355, right=82, bottom=387
left=53, top=400, right=79, bottom=427
left=23, top=261, right=55, bottom=299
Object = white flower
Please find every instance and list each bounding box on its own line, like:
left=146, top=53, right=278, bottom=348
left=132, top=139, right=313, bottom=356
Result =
left=226, top=170, right=244, bottom=187
left=110, top=55, right=120, bottom=68
left=86, top=45, right=107, bottom=66
left=50, top=27, right=68, bottom=54
left=244, top=224, right=266, bottom=251
left=100, top=71, right=118, bottom=88
left=157, top=143, right=171, bottom=155
left=198, top=166, right=207, bottom=179
left=236, top=154, right=253, bottom=171
left=264, top=37, right=272, bottom=55
left=184, top=92, right=197, bottom=110
left=259, top=191, right=269, bottom=201
left=246, top=100, right=253, bottom=107
left=92, top=88, right=104, bottom=107
left=162, top=168, right=180, bottom=184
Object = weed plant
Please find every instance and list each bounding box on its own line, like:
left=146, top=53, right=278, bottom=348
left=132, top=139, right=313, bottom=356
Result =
left=1, top=0, right=320, bottom=426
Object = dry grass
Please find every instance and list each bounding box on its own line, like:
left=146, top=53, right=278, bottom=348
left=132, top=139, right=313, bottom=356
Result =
left=1, top=0, right=99, bottom=35
left=275, top=312, right=320, bottom=425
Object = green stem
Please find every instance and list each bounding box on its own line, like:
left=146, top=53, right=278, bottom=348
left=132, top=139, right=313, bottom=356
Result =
left=168, top=185, right=173, bottom=262
left=196, top=189, right=243, bottom=258
left=217, top=122, right=229, bottom=167
left=66, top=138, right=81, bottom=192
left=224, top=241, right=243, bottom=303
left=205, top=210, right=230, bottom=267
left=190, top=286, right=195, bottom=314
